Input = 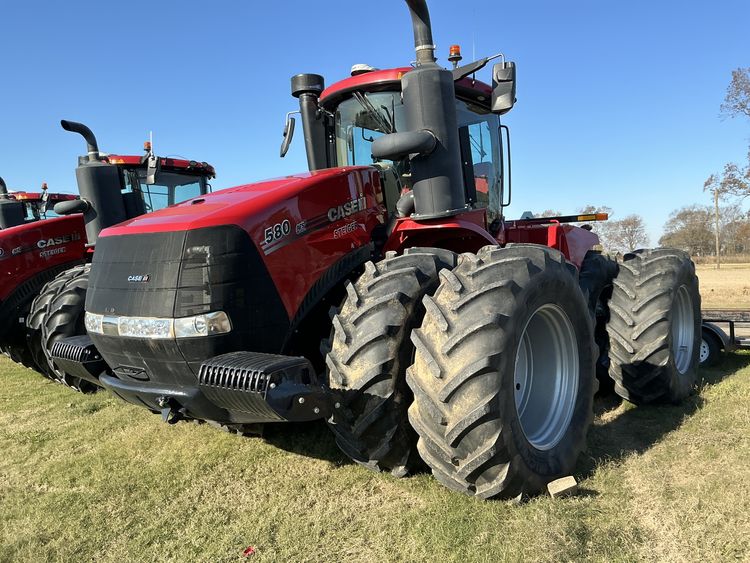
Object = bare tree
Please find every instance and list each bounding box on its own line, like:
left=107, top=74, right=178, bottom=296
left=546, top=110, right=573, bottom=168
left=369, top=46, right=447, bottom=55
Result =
left=578, top=204, right=615, bottom=248
left=721, top=67, right=750, bottom=120
left=659, top=205, right=714, bottom=255
left=534, top=209, right=563, bottom=218
left=607, top=214, right=649, bottom=253
left=704, top=67, right=750, bottom=268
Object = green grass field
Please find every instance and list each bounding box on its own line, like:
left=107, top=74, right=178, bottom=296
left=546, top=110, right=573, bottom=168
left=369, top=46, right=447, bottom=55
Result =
left=1, top=354, right=749, bottom=563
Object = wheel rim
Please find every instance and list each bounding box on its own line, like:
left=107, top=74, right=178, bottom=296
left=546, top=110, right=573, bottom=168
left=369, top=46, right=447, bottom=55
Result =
left=514, top=304, right=579, bottom=451
left=699, top=338, right=709, bottom=364
left=671, top=285, right=695, bottom=375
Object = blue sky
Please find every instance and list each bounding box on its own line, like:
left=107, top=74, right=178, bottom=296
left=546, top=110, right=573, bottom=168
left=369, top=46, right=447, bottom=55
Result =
left=1, top=0, right=748, bottom=243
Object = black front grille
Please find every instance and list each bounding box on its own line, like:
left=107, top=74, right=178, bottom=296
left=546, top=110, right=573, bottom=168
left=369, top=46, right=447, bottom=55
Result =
left=86, top=226, right=291, bottom=388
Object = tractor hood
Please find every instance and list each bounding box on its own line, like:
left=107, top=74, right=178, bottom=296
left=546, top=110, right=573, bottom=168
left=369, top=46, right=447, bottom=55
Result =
left=100, top=167, right=379, bottom=241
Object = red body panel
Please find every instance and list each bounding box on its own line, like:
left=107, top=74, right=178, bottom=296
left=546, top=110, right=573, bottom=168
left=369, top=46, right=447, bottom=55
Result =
left=0, top=215, right=86, bottom=300
left=503, top=221, right=599, bottom=269
left=100, top=167, right=386, bottom=318
left=385, top=209, right=496, bottom=254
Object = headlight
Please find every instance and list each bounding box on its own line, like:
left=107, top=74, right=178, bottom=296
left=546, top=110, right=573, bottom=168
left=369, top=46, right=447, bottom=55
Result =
left=84, top=311, right=232, bottom=339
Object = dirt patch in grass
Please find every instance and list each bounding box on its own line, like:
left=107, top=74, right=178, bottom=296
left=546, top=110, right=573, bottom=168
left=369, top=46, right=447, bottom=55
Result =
left=1, top=354, right=749, bottom=562
left=696, top=262, right=750, bottom=310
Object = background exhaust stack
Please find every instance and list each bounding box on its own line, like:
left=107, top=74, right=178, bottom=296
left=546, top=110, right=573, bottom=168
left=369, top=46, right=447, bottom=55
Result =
left=61, top=120, right=126, bottom=244
left=0, top=176, right=7, bottom=198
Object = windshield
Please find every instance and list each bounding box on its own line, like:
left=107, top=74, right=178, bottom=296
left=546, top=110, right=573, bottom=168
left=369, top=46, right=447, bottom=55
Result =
left=123, top=170, right=208, bottom=213
left=335, top=92, right=405, bottom=167
left=334, top=90, right=503, bottom=219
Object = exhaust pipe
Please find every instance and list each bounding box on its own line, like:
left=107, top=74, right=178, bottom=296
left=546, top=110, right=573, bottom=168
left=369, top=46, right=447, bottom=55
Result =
left=61, top=120, right=101, bottom=162
left=291, top=74, right=328, bottom=171
left=61, top=119, right=126, bottom=244
left=0, top=176, right=7, bottom=198
left=372, top=0, right=466, bottom=219
left=405, top=0, right=436, bottom=65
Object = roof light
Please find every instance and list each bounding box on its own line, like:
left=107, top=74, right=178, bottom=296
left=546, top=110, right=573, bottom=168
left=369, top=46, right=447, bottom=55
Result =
left=448, top=45, right=463, bottom=67
left=144, top=141, right=152, bottom=152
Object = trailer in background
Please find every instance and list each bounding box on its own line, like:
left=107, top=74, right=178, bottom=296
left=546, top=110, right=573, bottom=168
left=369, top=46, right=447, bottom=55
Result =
left=701, top=309, right=750, bottom=366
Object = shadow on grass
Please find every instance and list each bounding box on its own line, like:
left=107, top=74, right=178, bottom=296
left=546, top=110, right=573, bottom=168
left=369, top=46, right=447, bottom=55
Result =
left=580, top=351, right=750, bottom=477
left=261, top=420, right=352, bottom=467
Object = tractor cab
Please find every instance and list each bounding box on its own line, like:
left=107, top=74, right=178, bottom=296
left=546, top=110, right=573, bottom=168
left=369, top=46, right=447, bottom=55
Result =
left=0, top=178, right=79, bottom=230
left=56, top=122, right=215, bottom=245
left=282, top=62, right=513, bottom=226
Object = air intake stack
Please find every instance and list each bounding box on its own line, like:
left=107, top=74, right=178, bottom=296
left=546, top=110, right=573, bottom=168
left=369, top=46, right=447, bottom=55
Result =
left=372, top=0, right=467, bottom=219
left=59, top=120, right=126, bottom=244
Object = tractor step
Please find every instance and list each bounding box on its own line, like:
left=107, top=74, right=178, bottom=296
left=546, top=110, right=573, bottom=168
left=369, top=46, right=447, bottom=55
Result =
left=50, top=335, right=107, bottom=386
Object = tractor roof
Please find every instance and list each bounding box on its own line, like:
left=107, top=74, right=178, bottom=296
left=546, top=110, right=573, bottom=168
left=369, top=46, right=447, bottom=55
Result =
left=320, top=67, right=493, bottom=109
left=104, top=155, right=216, bottom=178
left=8, top=191, right=78, bottom=203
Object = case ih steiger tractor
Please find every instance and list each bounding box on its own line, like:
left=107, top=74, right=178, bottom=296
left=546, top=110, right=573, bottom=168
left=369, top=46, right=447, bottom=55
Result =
left=51, top=0, right=701, bottom=499
left=0, top=178, right=83, bottom=366
left=16, top=122, right=215, bottom=391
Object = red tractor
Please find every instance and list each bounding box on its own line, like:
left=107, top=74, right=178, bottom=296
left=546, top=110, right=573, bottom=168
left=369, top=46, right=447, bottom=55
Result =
left=52, top=0, right=701, bottom=498
left=1, top=178, right=87, bottom=367
left=11, top=122, right=216, bottom=391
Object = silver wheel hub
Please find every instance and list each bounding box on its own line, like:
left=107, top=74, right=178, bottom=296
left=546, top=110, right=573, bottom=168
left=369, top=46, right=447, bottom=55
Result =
left=514, top=304, right=579, bottom=451
left=699, top=338, right=709, bottom=364
left=672, top=285, right=695, bottom=375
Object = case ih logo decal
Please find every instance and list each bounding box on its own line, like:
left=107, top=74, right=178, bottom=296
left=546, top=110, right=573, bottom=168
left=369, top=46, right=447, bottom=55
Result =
left=327, top=196, right=367, bottom=222
left=127, top=275, right=151, bottom=283
left=37, top=232, right=81, bottom=248
left=260, top=196, right=369, bottom=256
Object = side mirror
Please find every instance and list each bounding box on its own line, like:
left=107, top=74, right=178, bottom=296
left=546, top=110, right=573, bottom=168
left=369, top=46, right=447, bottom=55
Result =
left=54, top=198, right=90, bottom=215
left=279, top=112, right=297, bottom=158
left=491, top=61, right=516, bottom=114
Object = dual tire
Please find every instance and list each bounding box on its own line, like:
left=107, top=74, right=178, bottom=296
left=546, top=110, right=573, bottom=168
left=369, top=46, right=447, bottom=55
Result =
left=325, top=244, right=701, bottom=499
left=27, top=264, right=95, bottom=393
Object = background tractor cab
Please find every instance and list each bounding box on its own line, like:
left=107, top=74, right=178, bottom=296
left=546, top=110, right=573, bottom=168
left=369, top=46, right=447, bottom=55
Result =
left=0, top=178, right=79, bottom=230
left=54, top=121, right=215, bottom=245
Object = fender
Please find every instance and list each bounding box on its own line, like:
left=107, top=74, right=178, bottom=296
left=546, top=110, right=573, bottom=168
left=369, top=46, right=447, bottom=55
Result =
left=385, top=208, right=497, bottom=254
left=702, top=321, right=732, bottom=351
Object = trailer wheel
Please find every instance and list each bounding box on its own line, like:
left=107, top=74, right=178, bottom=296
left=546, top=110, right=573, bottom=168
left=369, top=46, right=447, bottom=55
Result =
left=578, top=250, right=618, bottom=391
left=324, top=247, right=458, bottom=476
left=699, top=329, right=721, bottom=367
left=407, top=244, right=596, bottom=499
left=27, top=264, right=88, bottom=381
left=41, top=264, right=97, bottom=393
left=606, top=249, right=701, bottom=404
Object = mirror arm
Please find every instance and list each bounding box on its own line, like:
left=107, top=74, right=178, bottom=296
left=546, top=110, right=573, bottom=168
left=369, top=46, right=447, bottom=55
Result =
left=280, top=111, right=299, bottom=158
left=452, top=53, right=504, bottom=82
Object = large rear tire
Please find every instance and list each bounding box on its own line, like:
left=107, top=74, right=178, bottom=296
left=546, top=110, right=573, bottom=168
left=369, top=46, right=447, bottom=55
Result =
left=27, top=265, right=89, bottom=381
left=324, top=247, right=458, bottom=476
left=407, top=245, right=596, bottom=499
left=41, top=264, right=97, bottom=393
left=606, top=248, right=701, bottom=404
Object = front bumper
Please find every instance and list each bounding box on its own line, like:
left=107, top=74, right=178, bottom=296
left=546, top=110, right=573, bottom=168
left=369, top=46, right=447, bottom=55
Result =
left=52, top=340, right=341, bottom=424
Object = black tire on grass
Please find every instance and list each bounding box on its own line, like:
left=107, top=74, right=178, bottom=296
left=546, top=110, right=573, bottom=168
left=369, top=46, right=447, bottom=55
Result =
left=27, top=264, right=88, bottom=381
left=407, top=244, right=596, bottom=499
left=324, top=247, right=458, bottom=477
left=42, top=264, right=98, bottom=393
left=606, top=248, right=701, bottom=404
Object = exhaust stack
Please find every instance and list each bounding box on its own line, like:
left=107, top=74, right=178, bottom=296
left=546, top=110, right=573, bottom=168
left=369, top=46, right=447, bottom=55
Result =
left=373, top=0, right=466, bottom=219
left=0, top=176, right=7, bottom=198
left=291, top=74, right=328, bottom=171
left=61, top=120, right=126, bottom=244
